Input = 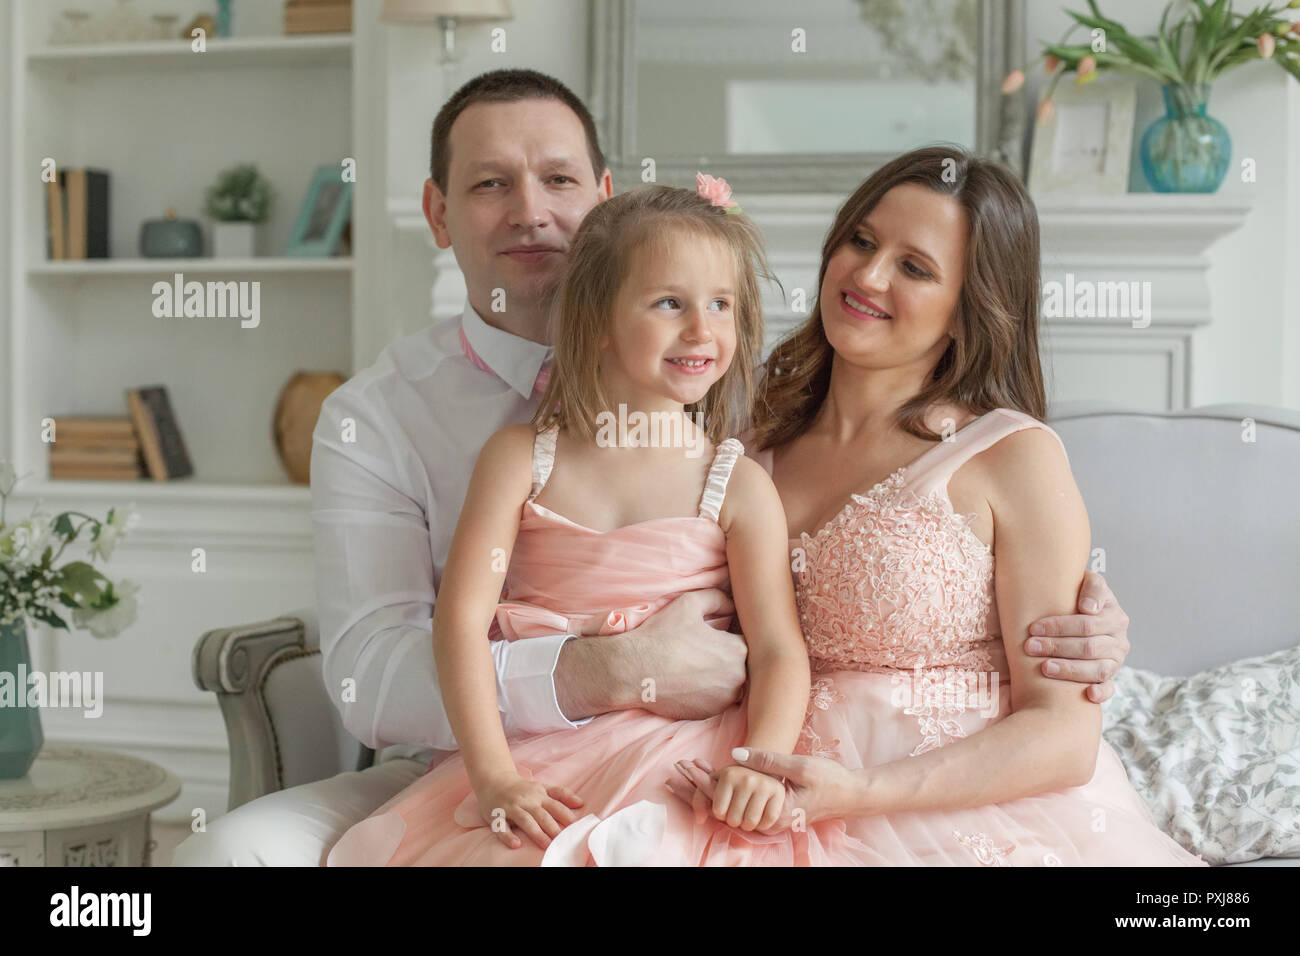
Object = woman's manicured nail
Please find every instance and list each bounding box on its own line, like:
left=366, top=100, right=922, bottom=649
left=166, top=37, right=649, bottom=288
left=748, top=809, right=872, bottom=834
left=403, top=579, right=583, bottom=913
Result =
left=732, top=747, right=750, bottom=761
left=1081, top=598, right=1099, bottom=612
left=1026, top=639, right=1042, bottom=653
left=1044, top=661, right=1060, bottom=676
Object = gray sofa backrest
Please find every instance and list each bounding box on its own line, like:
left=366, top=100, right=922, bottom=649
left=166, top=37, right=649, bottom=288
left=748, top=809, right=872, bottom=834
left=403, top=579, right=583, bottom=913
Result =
left=1048, top=403, right=1300, bottom=676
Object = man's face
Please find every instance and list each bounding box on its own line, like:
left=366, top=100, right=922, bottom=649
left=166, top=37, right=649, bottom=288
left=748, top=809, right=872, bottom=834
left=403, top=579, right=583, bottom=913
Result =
left=424, top=98, right=612, bottom=327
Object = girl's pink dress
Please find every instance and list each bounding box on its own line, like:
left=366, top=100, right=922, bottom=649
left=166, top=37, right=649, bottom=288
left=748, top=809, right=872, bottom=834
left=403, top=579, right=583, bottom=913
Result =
left=327, top=410, right=1206, bottom=866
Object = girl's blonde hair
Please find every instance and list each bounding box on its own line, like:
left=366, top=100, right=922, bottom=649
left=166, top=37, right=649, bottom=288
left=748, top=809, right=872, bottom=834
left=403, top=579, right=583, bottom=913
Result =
left=531, top=184, right=774, bottom=445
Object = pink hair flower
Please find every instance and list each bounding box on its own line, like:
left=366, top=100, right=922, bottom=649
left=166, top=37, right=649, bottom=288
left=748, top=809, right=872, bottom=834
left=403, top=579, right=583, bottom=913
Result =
left=696, top=172, right=738, bottom=209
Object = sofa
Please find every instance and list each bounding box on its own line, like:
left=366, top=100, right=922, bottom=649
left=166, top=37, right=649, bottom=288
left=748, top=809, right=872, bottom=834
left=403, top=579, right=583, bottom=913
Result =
left=191, top=402, right=1300, bottom=865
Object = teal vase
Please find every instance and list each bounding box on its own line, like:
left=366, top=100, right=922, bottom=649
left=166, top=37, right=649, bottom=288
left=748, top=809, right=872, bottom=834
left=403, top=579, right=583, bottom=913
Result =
left=0, top=619, right=43, bottom=779
left=1139, top=83, right=1231, bottom=193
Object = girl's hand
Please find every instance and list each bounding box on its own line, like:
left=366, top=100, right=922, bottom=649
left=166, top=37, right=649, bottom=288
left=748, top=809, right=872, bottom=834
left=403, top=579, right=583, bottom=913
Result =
left=710, top=763, right=786, bottom=832
left=475, top=773, right=585, bottom=850
left=668, top=749, right=863, bottom=833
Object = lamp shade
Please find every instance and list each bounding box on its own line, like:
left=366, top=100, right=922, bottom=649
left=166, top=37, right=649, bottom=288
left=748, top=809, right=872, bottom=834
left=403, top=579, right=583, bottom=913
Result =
left=380, top=0, right=512, bottom=23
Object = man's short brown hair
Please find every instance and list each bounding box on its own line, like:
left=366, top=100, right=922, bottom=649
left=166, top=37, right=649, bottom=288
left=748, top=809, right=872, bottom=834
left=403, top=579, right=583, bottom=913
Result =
left=429, top=69, right=607, bottom=194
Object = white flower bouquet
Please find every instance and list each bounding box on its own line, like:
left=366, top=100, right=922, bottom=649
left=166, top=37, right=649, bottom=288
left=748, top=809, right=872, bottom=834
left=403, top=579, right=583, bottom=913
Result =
left=0, top=461, right=140, bottom=639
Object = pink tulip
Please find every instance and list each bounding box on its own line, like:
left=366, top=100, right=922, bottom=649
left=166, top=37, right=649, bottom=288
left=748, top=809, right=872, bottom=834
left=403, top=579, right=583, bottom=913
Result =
left=1037, top=99, right=1056, bottom=124
left=1258, top=33, right=1276, bottom=58
left=1044, top=54, right=1061, bottom=73
left=1002, top=69, right=1026, bottom=93
left=1077, top=54, right=1098, bottom=76
left=1291, top=21, right=1300, bottom=36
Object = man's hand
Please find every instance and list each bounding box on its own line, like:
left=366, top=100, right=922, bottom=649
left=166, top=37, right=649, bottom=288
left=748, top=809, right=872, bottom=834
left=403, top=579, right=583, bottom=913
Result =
left=554, top=589, right=746, bottom=722
left=1026, top=570, right=1131, bottom=703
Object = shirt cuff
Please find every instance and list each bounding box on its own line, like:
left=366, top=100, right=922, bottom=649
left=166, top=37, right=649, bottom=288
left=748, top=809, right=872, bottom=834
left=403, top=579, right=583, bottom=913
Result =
left=497, top=634, right=595, bottom=735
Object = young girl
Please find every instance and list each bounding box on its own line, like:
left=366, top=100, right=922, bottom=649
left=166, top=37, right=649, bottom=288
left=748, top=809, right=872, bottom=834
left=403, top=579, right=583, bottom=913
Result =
left=327, top=180, right=812, bottom=866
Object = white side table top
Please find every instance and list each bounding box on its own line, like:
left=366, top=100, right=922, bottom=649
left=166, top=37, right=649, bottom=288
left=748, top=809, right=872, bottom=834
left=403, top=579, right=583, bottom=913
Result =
left=0, top=746, right=181, bottom=832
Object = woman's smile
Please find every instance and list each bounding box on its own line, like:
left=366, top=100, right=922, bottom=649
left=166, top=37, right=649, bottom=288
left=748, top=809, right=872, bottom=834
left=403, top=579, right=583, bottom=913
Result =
left=840, top=290, right=892, bottom=321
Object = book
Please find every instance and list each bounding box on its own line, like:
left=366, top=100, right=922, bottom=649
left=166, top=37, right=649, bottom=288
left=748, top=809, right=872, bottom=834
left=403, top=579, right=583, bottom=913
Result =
left=61, top=169, right=110, bottom=260
left=46, top=173, right=66, bottom=260
left=125, top=386, right=194, bottom=481
left=284, top=3, right=352, bottom=33
left=44, top=169, right=110, bottom=261
left=49, top=464, right=143, bottom=481
left=54, top=416, right=137, bottom=439
left=50, top=446, right=143, bottom=468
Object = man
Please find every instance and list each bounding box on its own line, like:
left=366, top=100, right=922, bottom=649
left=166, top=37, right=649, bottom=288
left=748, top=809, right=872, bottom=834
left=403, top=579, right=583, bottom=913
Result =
left=174, top=69, right=1130, bottom=866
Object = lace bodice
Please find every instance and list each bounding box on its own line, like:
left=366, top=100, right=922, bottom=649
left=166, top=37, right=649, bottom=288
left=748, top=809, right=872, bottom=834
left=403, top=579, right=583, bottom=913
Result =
left=793, top=467, right=998, bottom=674
left=756, top=409, right=1068, bottom=677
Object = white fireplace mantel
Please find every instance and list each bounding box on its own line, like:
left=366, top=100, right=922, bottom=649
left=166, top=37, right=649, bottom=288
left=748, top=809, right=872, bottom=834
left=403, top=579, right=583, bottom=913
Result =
left=389, top=192, right=1252, bottom=412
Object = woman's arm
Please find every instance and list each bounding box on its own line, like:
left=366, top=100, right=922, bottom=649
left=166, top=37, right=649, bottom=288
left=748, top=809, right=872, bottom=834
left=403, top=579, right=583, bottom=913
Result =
left=717, top=456, right=812, bottom=754
left=432, top=424, right=535, bottom=792
left=847, top=426, right=1099, bottom=816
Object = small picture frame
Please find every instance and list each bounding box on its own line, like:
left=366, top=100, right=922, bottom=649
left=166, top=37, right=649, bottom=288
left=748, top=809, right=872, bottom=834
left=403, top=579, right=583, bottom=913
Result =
left=284, top=165, right=353, bottom=256
left=1028, top=73, right=1137, bottom=197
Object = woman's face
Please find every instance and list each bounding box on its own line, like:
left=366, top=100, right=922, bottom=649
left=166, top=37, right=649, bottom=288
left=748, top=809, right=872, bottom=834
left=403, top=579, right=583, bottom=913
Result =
left=600, top=231, right=738, bottom=408
left=819, top=182, right=968, bottom=376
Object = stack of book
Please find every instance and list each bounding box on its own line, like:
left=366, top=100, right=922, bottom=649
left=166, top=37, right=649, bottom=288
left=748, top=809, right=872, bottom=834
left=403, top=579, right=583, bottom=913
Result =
left=48, top=387, right=194, bottom=483
left=46, top=168, right=110, bottom=261
left=50, top=418, right=144, bottom=481
left=284, top=0, right=352, bottom=34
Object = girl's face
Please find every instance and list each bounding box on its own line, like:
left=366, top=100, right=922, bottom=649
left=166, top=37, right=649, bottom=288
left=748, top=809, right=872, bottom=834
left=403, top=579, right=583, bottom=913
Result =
left=599, top=231, right=739, bottom=408
left=819, top=182, right=967, bottom=376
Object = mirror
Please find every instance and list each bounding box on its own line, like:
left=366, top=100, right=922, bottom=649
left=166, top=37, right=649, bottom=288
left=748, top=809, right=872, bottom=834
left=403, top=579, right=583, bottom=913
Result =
left=590, top=0, right=1026, bottom=192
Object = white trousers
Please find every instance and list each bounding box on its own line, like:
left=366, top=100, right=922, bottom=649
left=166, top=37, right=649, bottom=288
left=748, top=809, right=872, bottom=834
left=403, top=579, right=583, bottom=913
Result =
left=171, top=758, right=426, bottom=866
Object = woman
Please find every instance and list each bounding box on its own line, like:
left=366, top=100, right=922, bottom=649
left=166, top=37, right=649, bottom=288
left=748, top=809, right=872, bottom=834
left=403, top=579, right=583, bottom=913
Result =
left=666, top=145, right=1205, bottom=865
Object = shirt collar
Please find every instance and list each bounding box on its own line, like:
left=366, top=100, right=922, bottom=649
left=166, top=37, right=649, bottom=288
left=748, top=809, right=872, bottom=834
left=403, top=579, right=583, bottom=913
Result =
left=459, top=300, right=553, bottom=400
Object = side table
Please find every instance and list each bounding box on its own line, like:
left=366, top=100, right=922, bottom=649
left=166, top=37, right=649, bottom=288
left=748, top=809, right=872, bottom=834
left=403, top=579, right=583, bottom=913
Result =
left=0, top=746, right=181, bottom=866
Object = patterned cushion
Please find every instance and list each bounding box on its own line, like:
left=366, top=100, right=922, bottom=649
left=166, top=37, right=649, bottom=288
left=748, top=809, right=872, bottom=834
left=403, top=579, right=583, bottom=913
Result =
left=1102, top=644, right=1300, bottom=865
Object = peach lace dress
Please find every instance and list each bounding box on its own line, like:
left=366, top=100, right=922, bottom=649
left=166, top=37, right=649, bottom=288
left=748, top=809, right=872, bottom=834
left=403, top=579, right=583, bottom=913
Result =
left=746, top=407, right=1205, bottom=866
left=327, top=410, right=1207, bottom=866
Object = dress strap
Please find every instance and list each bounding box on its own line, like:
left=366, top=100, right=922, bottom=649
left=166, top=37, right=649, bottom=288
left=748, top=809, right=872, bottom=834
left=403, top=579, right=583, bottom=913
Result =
left=697, top=437, right=746, bottom=522
left=528, top=423, right=560, bottom=502
left=905, top=408, right=1069, bottom=497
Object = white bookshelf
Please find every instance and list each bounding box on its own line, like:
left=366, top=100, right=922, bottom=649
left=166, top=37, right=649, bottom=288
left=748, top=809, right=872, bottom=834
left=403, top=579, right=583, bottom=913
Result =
left=27, top=34, right=353, bottom=72
left=29, top=256, right=355, bottom=277
left=2, top=0, right=389, bottom=824
left=6, top=0, right=363, bottom=495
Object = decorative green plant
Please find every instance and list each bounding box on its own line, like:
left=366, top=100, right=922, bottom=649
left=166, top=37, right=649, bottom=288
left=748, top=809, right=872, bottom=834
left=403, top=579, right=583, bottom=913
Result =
left=0, top=462, right=139, bottom=639
left=1004, top=0, right=1300, bottom=119
left=204, top=163, right=274, bottom=223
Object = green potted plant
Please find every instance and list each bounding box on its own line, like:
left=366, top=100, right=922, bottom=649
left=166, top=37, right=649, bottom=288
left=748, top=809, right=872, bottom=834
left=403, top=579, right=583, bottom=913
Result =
left=204, top=163, right=273, bottom=258
left=0, top=461, right=139, bottom=779
left=1005, top=0, right=1300, bottom=192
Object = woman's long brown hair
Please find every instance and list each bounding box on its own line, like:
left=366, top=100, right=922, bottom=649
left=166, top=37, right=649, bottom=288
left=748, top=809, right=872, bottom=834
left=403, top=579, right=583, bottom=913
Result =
left=749, top=145, right=1046, bottom=451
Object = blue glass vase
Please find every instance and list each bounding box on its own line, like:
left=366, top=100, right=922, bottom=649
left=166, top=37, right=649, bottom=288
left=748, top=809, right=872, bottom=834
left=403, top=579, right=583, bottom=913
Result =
left=0, top=619, right=43, bottom=779
left=1139, top=83, right=1231, bottom=193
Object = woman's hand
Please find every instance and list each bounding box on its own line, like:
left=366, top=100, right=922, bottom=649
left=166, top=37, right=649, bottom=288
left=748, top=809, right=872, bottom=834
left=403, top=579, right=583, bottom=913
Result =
left=667, top=748, right=865, bottom=833
left=475, top=772, right=585, bottom=850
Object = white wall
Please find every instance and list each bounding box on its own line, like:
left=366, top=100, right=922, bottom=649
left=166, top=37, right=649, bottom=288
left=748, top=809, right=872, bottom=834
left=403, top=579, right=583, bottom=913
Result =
left=0, top=11, right=10, bottom=461
left=378, top=0, right=1296, bottom=410
left=1025, top=0, right=1297, bottom=409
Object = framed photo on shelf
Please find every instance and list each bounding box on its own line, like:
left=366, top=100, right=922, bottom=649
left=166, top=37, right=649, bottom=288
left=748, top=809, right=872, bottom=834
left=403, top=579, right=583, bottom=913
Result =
left=1028, top=74, right=1137, bottom=197
left=285, top=165, right=353, bottom=256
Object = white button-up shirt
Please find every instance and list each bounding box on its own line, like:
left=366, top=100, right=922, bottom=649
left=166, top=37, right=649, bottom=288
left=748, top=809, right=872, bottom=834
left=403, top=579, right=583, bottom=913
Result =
left=310, top=301, right=587, bottom=767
